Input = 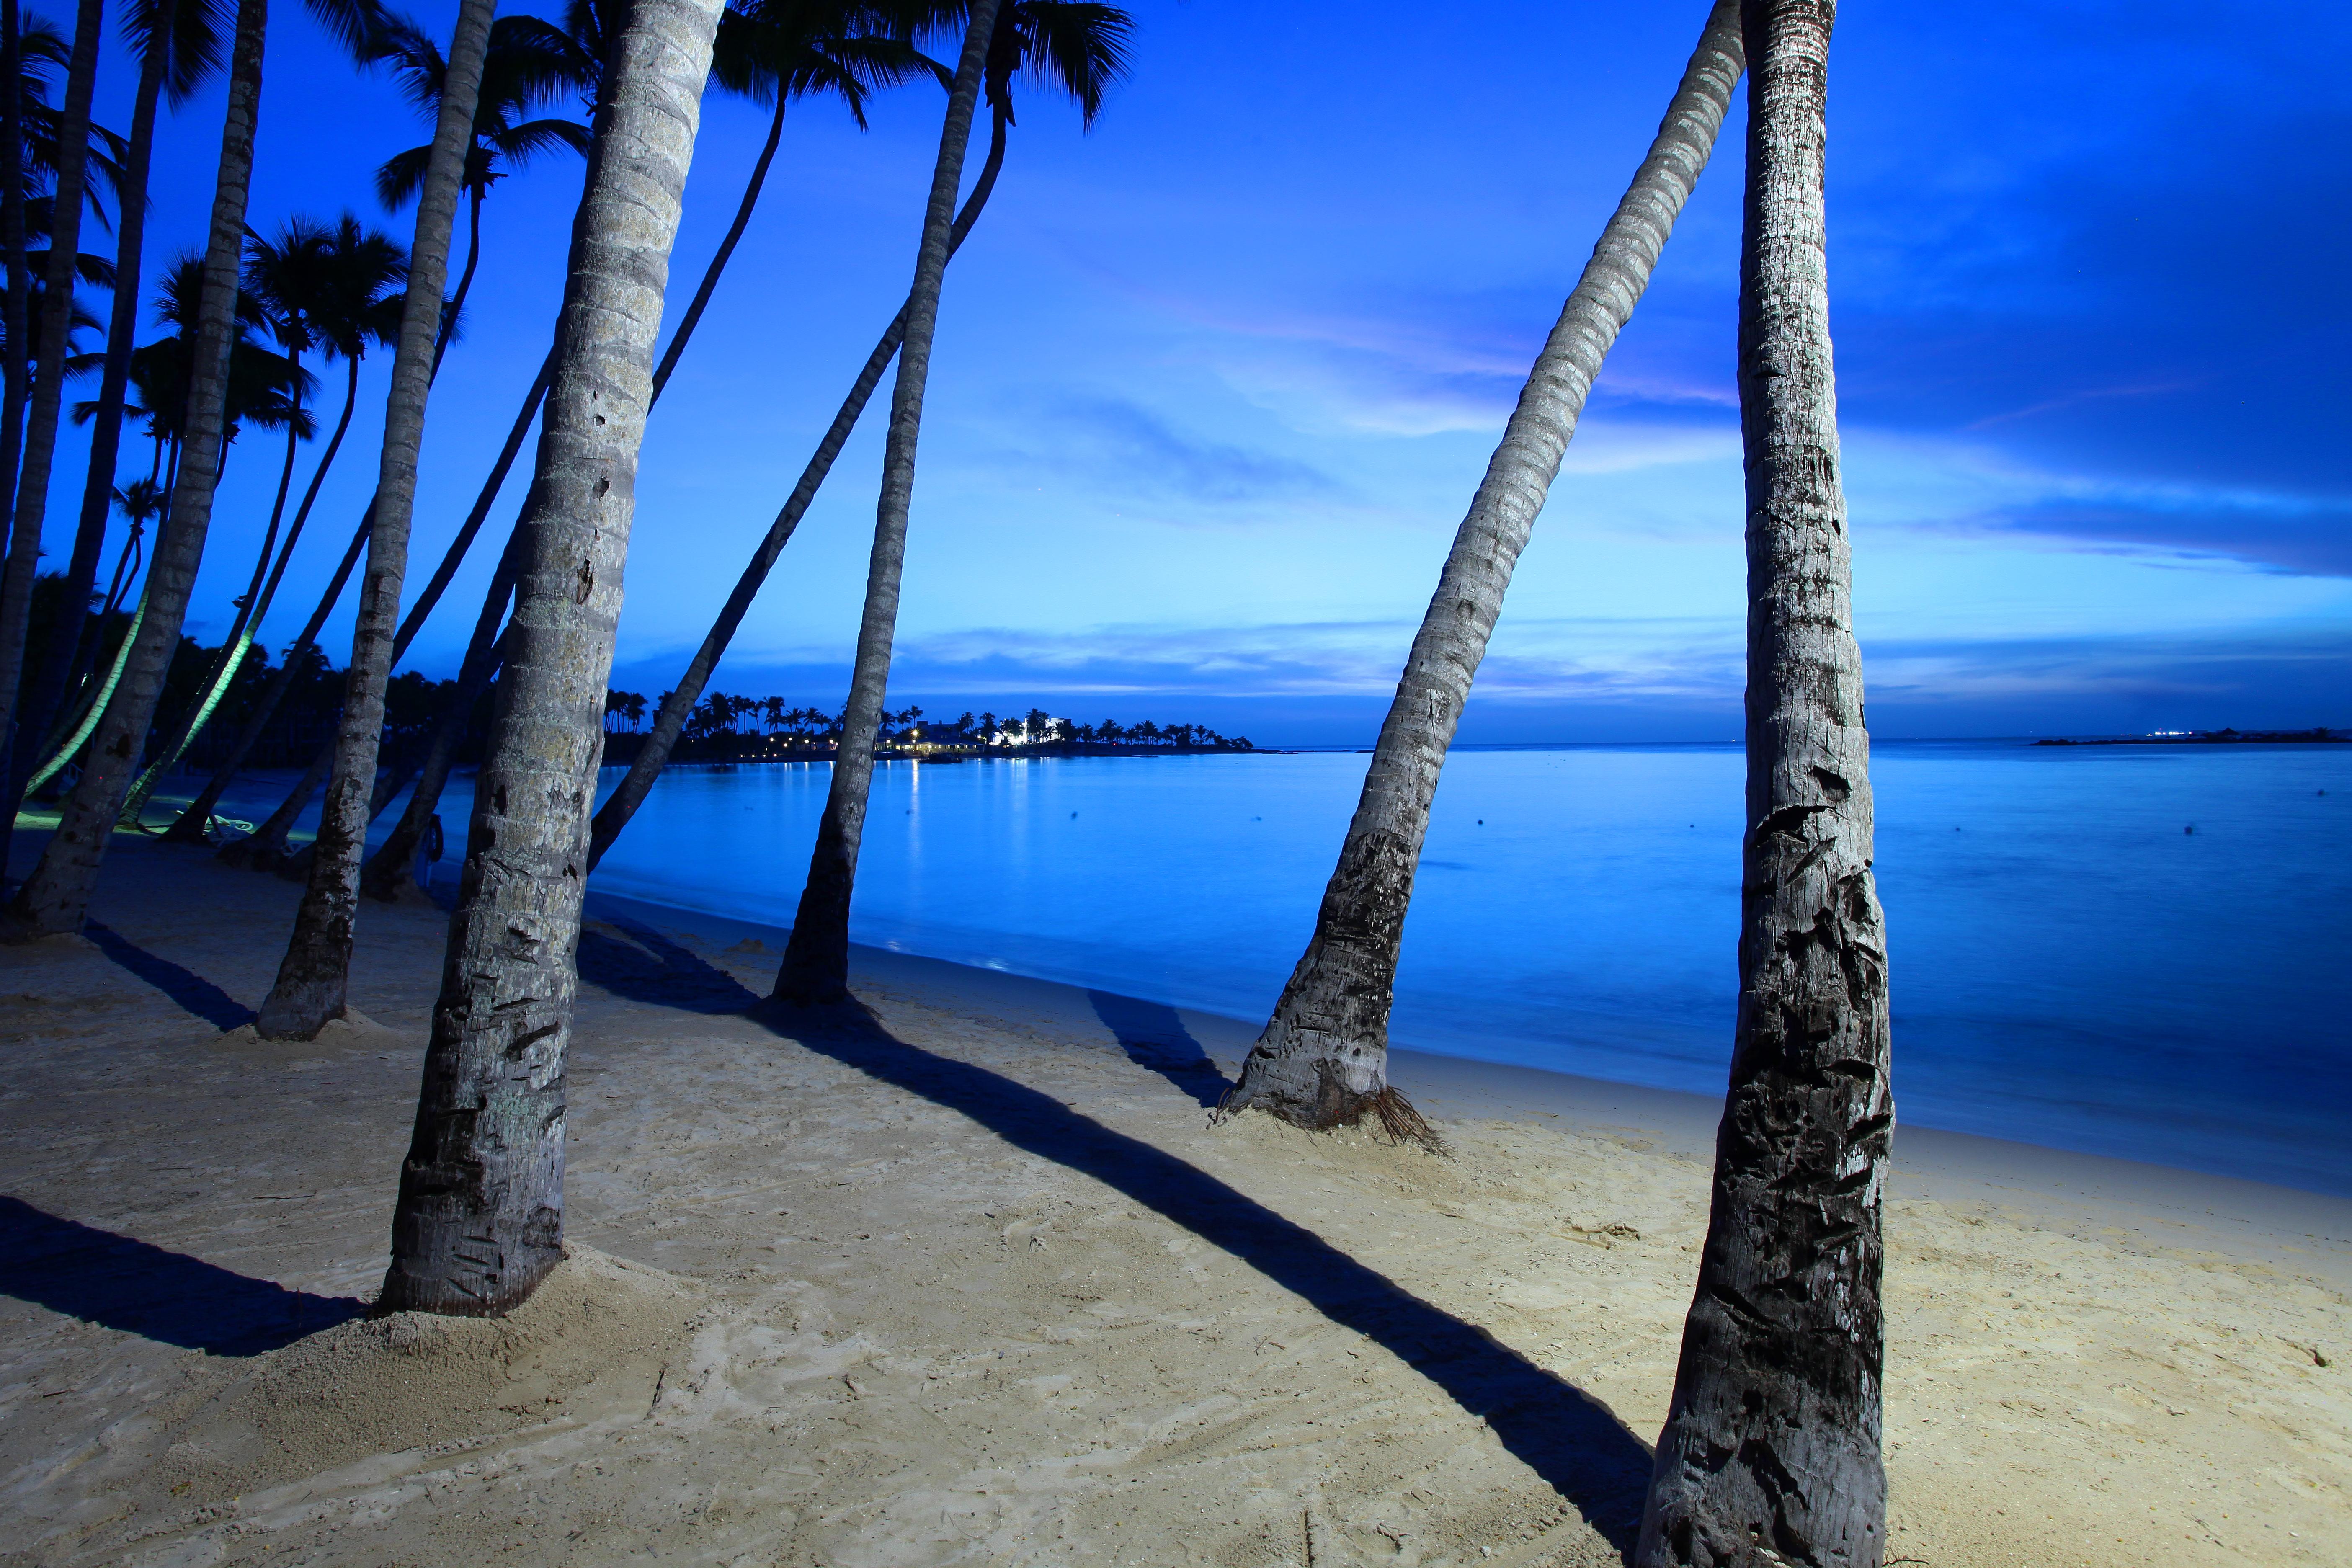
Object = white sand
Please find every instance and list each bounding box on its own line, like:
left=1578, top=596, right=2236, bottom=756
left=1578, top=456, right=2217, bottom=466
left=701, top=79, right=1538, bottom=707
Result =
left=1, top=835, right=2345, bottom=1566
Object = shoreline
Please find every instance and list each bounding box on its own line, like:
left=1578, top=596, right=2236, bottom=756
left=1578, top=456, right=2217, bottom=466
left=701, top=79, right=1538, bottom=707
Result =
left=3, top=834, right=2347, bottom=1565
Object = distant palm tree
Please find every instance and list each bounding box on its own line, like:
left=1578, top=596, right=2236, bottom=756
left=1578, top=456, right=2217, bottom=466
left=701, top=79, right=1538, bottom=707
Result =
left=150, top=213, right=405, bottom=839
left=370, top=8, right=594, bottom=368
left=1219, top=0, right=1744, bottom=1140
left=584, top=0, right=1130, bottom=873
left=1637, top=5, right=1893, bottom=1564
left=377, top=0, right=727, bottom=1317
left=7, top=0, right=386, bottom=938
left=258, top=0, right=500, bottom=1040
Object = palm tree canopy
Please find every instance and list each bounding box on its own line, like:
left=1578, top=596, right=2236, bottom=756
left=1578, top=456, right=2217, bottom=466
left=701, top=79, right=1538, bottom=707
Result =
left=242, top=211, right=408, bottom=362
left=10, top=8, right=133, bottom=226
left=978, top=0, right=1132, bottom=127
left=710, top=0, right=942, bottom=127
left=74, top=257, right=314, bottom=442
left=369, top=11, right=598, bottom=207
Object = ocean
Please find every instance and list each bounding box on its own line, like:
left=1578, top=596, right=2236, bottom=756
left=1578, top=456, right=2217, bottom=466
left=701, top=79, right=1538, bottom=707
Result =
left=275, top=738, right=2352, bottom=1197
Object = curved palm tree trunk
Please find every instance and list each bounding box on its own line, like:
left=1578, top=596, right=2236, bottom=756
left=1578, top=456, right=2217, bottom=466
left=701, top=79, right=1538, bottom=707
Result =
left=0, top=0, right=97, bottom=859
left=190, top=505, right=369, bottom=858
left=1635, top=4, right=1892, bottom=1564
left=5, top=0, right=267, bottom=939
left=430, top=183, right=482, bottom=379
left=645, top=92, right=784, bottom=403
left=9, top=11, right=170, bottom=845
left=772, top=0, right=1001, bottom=1006
left=588, top=105, right=1009, bottom=870
left=214, top=338, right=552, bottom=855
left=379, top=0, right=724, bottom=1316
left=25, top=564, right=148, bottom=799
left=118, top=353, right=309, bottom=824
left=255, top=0, right=497, bottom=1039
left=1221, top=0, right=1746, bottom=1132
left=359, top=524, right=520, bottom=900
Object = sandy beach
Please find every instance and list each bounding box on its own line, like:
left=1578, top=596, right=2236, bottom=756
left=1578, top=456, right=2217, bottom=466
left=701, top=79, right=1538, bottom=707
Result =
left=2, top=833, right=2346, bottom=1567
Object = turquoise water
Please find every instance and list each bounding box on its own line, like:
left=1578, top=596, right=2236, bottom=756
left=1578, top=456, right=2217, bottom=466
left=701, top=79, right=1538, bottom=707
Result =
left=265, top=739, right=2352, bottom=1196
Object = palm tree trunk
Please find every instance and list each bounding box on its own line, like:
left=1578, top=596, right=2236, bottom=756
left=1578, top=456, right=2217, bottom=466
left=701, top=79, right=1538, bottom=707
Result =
left=771, top=0, right=1001, bottom=1005
left=4, top=0, right=266, bottom=939
left=587, top=103, right=1010, bottom=870
left=646, top=92, right=784, bottom=404
left=0, top=0, right=31, bottom=809
left=9, top=10, right=170, bottom=846
left=430, top=183, right=482, bottom=379
left=26, top=567, right=149, bottom=798
left=379, top=0, right=725, bottom=1316
left=255, top=0, right=497, bottom=1040
left=1636, top=4, right=1891, bottom=1564
left=151, top=348, right=364, bottom=839
left=1220, top=0, right=1746, bottom=1131
left=118, top=349, right=308, bottom=824
left=188, top=504, right=369, bottom=857
left=359, top=525, right=520, bottom=900
left=0, top=0, right=97, bottom=862
left=209, top=339, right=552, bottom=852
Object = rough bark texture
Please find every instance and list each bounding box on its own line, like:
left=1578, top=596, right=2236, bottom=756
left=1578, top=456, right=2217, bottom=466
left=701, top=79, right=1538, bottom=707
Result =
left=772, top=0, right=1000, bottom=1005
left=254, top=0, right=496, bottom=1039
left=1222, top=0, right=1745, bottom=1131
left=1635, top=4, right=1893, bottom=1565
left=5, top=8, right=167, bottom=850
left=586, top=105, right=1008, bottom=872
left=4, top=0, right=267, bottom=939
left=378, top=0, right=722, bottom=1315
left=0, top=0, right=98, bottom=831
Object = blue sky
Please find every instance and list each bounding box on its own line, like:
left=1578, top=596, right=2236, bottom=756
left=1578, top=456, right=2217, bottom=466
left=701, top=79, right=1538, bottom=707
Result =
left=55, top=0, right=2351, bottom=743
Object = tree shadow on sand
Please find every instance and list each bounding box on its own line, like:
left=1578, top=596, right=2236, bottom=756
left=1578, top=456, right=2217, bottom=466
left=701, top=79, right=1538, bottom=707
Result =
left=1085, top=989, right=1230, bottom=1109
left=575, top=923, right=1657, bottom=1550
left=0, top=1197, right=366, bottom=1355
left=83, top=921, right=253, bottom=1031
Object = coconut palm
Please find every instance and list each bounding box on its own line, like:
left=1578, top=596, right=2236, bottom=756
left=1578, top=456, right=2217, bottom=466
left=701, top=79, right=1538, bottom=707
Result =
left=378, top=0, right=726, bottom=1316
left=646, top=0, right=936, bottom=399
left=1217, top=0, right=1744, bottom=1138
left=1635, top=4, right=1893, bottom=1564
left=371, top=8, right=595, bottom=368
left=769, top=0, right=1006, bottom=1002
left=583, top=0, right=1127, bottom=874
left=6, top=0, right=386, bottom=939
left=130, top=215, right=405, bottom=831
left=254, top=0, right=497, bottom=1040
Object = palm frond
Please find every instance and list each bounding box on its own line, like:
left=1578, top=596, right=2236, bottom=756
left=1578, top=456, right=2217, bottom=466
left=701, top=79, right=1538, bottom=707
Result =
left=487, top=116, right=593, bottom=172
left=374, top=142, right=432, bottom=211
left=1014, top=0, right=1132, bottom=128
left=120, top=0, right=237, bottom=106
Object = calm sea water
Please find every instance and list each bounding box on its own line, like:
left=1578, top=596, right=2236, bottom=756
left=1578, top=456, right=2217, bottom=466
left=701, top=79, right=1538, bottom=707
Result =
left=211, top=743, right=2342, bottom=1194
left=256, top=740, right=2350, bottom=1196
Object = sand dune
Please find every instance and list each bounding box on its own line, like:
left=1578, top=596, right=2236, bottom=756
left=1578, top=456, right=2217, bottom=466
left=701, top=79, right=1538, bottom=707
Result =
left=2, top=838, right=2345, bottom=1565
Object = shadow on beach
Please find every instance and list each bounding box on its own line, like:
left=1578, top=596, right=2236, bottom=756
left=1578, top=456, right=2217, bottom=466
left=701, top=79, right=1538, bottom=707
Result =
left=579, top=915, right=1658, bottom=1550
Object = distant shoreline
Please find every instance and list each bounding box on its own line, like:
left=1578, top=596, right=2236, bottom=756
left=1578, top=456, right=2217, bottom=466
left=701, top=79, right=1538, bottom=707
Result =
left=2035, top=727, right=2346, bottom=747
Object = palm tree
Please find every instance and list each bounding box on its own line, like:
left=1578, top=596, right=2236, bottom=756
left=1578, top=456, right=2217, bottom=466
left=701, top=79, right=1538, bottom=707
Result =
left=371, top=8, right=594, bottom=369
left=5, top=0, right=384, bottom=939
left=0, top=5, right=30, bottom=762
left=583, top=0, right=1128, bottom=872
left=378, top=0, right=727, bottom=1317
left=646, top=0, right=934, bottom=399
left=129, top=214, right=405, bottom=830
left=770, top=0, right=1003, bottom=1002
left=1217, top=0, right=1745, bottom=1138
left=0, top=0, right=99, bottom=868
left=255, top=0, right=498, bottom=1041
left=18, top=0, right=234, bottom=828
left=1635, top=4, right=1893, bottom=1564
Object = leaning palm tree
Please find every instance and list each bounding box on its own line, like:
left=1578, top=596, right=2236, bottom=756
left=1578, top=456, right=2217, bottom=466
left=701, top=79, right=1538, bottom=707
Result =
left=1217, top=0, right=1744, bottom=1137
left=5, top=0, right=384, bottom=939
left=124, top=216, right=405, bottom=827
left=18, top=0, right=235, bottom=830
left=371, top=8, right=594, bottom=366
left=583, top=0, right=1127, bottom=876
left=771, top=0, right=1003, bottom=1002
left=377, top=0, right=726, bottom=1316
left=0, top=3, right=29, bottom=738
left=253, top=0, right=497, bottom=1041
left=0, top=0, right=100, bottom=865
left=1635, top=3, right=1893, bottom=1564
